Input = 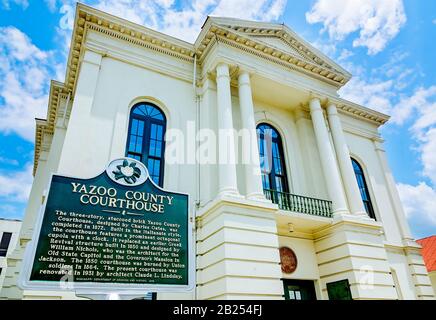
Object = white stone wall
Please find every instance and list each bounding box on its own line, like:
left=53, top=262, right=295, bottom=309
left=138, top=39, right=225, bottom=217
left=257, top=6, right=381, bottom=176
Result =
left=0, top=219, right=21, bottom=288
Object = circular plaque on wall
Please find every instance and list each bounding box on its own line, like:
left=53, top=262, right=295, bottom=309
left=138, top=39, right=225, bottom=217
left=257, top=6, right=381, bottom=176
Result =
left=279, top=247, right=298, bottom=274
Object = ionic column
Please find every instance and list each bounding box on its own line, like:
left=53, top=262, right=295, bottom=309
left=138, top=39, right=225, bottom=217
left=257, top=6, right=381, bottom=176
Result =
left=216, top=63, right=239, bottom=196
left=309, top=98, right=348, bottom=215
left=327, top=103, right=367, bottom=216
left=238, top=70, right=264, bottom=200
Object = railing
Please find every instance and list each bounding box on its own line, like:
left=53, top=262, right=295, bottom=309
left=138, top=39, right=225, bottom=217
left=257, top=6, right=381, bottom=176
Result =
left=263, top=189, right=333, bottom=218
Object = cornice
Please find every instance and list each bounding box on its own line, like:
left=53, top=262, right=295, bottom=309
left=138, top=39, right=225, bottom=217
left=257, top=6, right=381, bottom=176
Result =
left=64, top=4, right=196, bottom=94
left=33, top=80, right=68, bottom=176
left=196, top=24, right=349, bottom=88
left=298, top=94, right=390, bottom=126
left=335, top=99, right=390, bottom=125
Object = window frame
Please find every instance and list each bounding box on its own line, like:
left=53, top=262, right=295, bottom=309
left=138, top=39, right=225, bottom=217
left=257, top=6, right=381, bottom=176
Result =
left=257, top=123, right=290, bottom=194
left=0, top=232, right=13, bottom=257
left=351, top=158, right=376, bottom=220
left=125, top=102, right=167, bottom=187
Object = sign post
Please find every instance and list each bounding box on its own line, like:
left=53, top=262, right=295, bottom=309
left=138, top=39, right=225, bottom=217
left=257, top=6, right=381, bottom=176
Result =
left=19, top=158, right=193, bottom=298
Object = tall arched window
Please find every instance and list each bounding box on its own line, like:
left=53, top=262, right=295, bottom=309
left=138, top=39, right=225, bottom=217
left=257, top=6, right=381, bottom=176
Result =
left=352, top=158, right=376, bottom=220
left=126, top=102, right=166, bottom=187
left=257, top=123, right=289, bottom=193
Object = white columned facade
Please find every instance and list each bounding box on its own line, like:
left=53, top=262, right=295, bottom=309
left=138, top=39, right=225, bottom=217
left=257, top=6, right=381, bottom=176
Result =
left=309, top=98, right=348, bottom=215
left=238, top=70, right=264, bottom=200
left=327, top=103, right=367, bottom=216
left=216, top=63, right=239, bottom=196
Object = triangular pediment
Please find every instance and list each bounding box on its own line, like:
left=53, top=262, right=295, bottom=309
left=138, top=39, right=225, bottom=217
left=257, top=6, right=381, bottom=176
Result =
left=248, top=35, right=307, bottom=60
left=198, top=17, right=351, bottom=86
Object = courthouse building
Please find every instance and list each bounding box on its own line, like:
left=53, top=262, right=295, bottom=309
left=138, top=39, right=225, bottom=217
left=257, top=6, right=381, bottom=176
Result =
left=1, top=3, right=434, bottom=300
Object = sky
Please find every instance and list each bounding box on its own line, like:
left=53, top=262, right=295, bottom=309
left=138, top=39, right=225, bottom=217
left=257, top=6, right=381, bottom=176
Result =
left=0, top=0, right=435, bottom=239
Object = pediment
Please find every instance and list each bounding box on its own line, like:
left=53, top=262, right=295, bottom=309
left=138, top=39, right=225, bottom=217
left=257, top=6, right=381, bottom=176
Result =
left=200, top=17, right=351, bottom=84
left=248, top=35, right=307, bottom=60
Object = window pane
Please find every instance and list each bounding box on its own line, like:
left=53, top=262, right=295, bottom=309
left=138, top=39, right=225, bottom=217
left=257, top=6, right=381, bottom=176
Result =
left=135, top=137, right=143, bottom=153
left=131, top=119, right=138, bottom=134
left=149, top=139, right=156, bottom=156
left=352, top=159, right=375, bottom=219
left=127, top=103, right=166, bottom=187
left=0, top=232, right=12, bottom=257
left=262, top=174, right=270, bottom=189
left=256, top=123, right=288, bottom=193
left=153, top=160, right=161, bottom=177
left=157, top=125, right=163, bottom=139
left=156, top=141, right=162, bottom=157
left=138, top=121, right=144, bottom=135
left=151, top=124, right=157, bottom=140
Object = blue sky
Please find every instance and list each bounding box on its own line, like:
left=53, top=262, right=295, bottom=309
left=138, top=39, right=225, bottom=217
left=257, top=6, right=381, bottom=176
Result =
left=0, top=0, right=435, bottom=239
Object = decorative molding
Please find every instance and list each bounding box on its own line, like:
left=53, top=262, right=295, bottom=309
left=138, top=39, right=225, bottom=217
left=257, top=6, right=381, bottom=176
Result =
left=33, top=81, right=68, bottom=176
left=196, top=25, right=349, bottom=88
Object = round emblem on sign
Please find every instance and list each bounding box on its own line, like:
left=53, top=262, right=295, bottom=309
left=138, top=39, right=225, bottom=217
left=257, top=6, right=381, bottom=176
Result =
left=279, top=247, right=298, bottom=274
left=106, top=158, right=148, bottom=186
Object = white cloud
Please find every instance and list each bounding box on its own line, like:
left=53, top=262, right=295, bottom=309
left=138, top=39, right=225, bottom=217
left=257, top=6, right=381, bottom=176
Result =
left=1, top=0, right=28, bottom=10
left=0, top=163, right=33, bottom=202
left=0, top=156, right=19, bottom=166
left=306, top=0, right=406, bottom=55
left=340, top=76, right=394, bottom=115
left=48, top=0, right=288, bottom=84
left=212, top=0, right=286, bottom=22
left=397, top=182, right=436, bottom=227
left=338, top=51, right=424, bottom=122
left=394, top=86, right=436, bottom=127
left=338, top=49, right=353, bottom=61
left=0, top=27, right=58, bottom=141
left=53, top=0, right=288, bottom=43
left=390, top=86, right=436, bottom=234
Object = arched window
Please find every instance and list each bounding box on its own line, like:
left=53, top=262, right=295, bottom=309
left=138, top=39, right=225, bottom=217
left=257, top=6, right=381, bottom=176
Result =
left=352, top=158, right=376, bottom=220
left=257, top=123, right=289, bottom=193
left=126, top=102, right=166, bottom=186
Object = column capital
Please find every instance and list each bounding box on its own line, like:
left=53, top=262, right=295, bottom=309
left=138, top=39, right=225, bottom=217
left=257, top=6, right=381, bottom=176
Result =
left=326, top=103, right=339, bottom=116
left=309, top=97, right=323, bottom=112
left=216, top=63, right=230, bottom=79
left=238, top=70, right=251, bottom=86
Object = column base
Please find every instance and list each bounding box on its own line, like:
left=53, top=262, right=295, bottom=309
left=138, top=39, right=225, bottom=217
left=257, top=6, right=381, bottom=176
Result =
left=217, top=188, right=243, bottom=199
left=353, top=211, right=374, bottom=221
left=246, top=192, right=269, bottom=202
left=331, top=208, right=350, bottom=218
